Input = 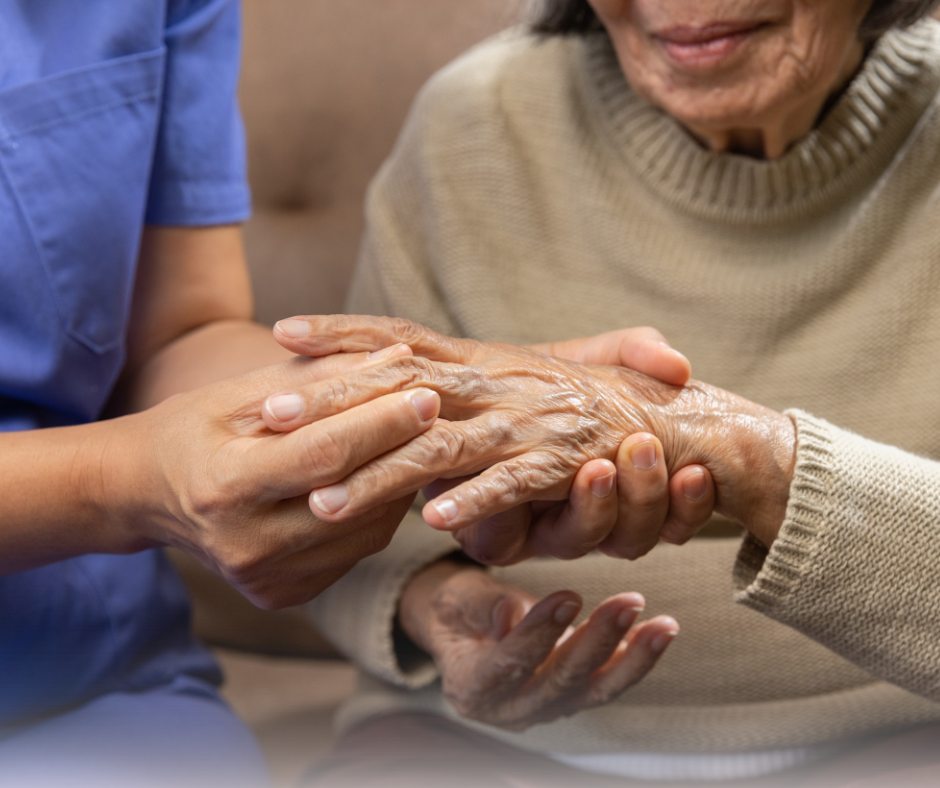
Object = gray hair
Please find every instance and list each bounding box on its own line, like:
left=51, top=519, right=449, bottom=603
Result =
left=532, top=0, right=940, bottom=41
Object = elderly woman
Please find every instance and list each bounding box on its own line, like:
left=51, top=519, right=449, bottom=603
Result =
left=269, top=0, right=940, bottom=785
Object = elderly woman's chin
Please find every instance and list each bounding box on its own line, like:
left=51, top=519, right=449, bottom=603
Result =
left=587, top=0, right=872, bottom=158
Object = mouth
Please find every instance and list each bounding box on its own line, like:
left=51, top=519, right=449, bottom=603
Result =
left=653, top=21, right=767, bottom=70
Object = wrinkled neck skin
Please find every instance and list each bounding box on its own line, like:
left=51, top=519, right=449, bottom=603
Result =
left=683, top=42, right=865, bottom=158
left=591, top=0, right=874, bottom=159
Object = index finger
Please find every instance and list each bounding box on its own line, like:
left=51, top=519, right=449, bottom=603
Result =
left=274, top=314, right=487, bottom=364
left=246, top=388, right=440, bottom=501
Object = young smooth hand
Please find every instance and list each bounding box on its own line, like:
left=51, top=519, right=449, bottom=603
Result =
left=103, top=345, right=439, bottom=609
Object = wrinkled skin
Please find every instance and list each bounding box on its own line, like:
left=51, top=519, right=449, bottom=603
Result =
left=426, top=428, right=714, bottom=564
left=589, top=0, right=873, bottom=158
left=271, top=315, right=795, bottom=557
left=398, top=561, right=678, bottom=731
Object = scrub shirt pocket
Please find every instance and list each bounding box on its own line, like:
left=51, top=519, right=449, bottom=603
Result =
left=0, top=49, right=165, bottom=354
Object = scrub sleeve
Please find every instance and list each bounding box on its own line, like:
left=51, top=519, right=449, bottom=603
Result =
left=0, top=1, right=266, bottom=782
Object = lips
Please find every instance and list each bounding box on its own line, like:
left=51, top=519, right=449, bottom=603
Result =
left=653, top=21, right=765, bottom=70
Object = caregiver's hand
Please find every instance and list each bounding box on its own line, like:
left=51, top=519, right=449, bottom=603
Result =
left=271, top=315, right=794, bottom=550
left=107, top=351, right=440, bottom=608
left=398, top=560, right=678, bottom=731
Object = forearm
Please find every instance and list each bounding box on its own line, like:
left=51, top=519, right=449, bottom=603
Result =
left=0, top=415, right=154, bottom=574
left=110, top=318, right=294, bottom=414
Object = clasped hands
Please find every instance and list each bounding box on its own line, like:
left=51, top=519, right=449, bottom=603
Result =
left=255, top=314, right=795, bottom=731
left=133, top=313, right=793, bottom=730
left=269, top=314, right=795, bottom=560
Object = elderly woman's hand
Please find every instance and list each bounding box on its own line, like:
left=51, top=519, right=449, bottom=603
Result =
left=398, top=560, right=678, bottom=731
left=271, top=319, right=715, bottom=563
left=423, top=432, right=715, bottom=565
left=271, top=315, right=789, bottom=553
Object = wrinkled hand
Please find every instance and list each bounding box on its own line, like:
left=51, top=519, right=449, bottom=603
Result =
left=271, top=315, right=794, bottom=551
left=427, top=432, right=715, bottom=565
left=117, top=345, right=439, bottom=609
left=273, top=320, right=716, bottom=562
left=447, top=326, right=714, bottom=564
left=272, top=315, right=784, bottom=557
left=398, top=561, right=678, bottom=731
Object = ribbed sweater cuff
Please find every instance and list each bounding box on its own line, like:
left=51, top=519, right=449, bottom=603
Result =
left=306, top=511, right=459, bottom=689
left=733, top=411, right=940, bottom=700
left=733, top=410, right=833, bottom=612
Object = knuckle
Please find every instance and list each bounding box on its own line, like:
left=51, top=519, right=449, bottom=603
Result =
left=550, top=541, right=594, bottom=561
left=322, top=376, right=354, bottom=411
left=419, top=427, right=468, bottom=467
left=489, top=652, right=530, bottom=686
left=385, top=354, right=433, bottom=386
left=304, top=426, right=350, bottom=478
left=600, top=536, right=654, bottom=561
left=386, top=317, right=428, bottom=347
left=547, top=663, right=590, bottom=694
left=486, top=458, right=551, bottom=508
left=217, top=542, right=268, bottom=587
left=187, top=463, right=243, bottom=521
left=584, top=683, right=620, bottom=707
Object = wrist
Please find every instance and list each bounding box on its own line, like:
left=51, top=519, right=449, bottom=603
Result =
left=657, top=382, right=796, bottom=546
left=95, top=408, right=168, bottom=555
left=398, top=559, right=480, bottom=654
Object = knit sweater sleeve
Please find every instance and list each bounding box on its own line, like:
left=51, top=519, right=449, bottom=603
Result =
left=306, top=509, right=459, bottom=688
left=734, top=410, right=940, bottom=701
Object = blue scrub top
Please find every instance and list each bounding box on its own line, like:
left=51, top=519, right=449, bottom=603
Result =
left=0, top=0, right=251, bottom=727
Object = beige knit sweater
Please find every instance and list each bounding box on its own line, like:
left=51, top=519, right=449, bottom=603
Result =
left=309, top=21, right=940, bottom=756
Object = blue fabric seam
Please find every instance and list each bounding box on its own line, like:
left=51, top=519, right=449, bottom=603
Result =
left=0, top=154, right=69, bottom=332
left=1, top=89, right=161, bottom=141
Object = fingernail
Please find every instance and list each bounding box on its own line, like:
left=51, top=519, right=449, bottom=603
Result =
left=683, top=469, right=707, bottom=501
left=367, top=343, right=404, bottom=360
left=276, top=319, right=309, bottom=339
left=312, top=484, right=349, bottom=515
left=431, top=498, right=459, bottom=524
left=410, top=388, right=439, bottom=422
left=555, top=601, right=581, bottom=625
left=651, top=631, right=678, bottom=653
left=617, top=593, right=645, bottom=627
left=631, top=441, right=657, bottom=470
left=590, top=472, right=615, bottom=498
left=265, top=393, right=304, bottom=423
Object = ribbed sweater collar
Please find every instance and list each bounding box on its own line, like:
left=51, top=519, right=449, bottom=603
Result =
left=580, top=21, right=940, bottom=225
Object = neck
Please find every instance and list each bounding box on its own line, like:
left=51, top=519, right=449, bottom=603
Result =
left=682, top=41, right=868, bottom=160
